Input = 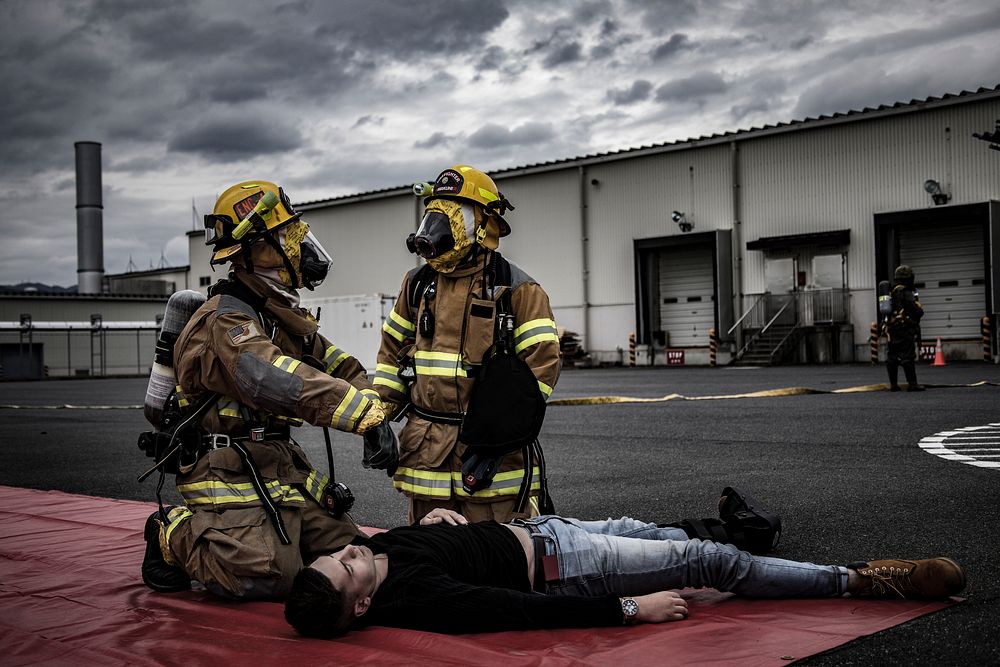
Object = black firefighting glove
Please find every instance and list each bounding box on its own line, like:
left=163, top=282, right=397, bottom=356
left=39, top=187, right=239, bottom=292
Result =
left=363, top=420, right=399, bottom=477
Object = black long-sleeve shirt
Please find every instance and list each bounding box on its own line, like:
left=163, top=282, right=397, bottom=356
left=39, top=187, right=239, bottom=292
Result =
left=353, top=521, right=621, bottom=634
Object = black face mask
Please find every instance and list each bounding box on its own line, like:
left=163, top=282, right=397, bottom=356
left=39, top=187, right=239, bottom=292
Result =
left=299, top=239, right=329, bottom=290
left=407, top=211, right=455, bottom=259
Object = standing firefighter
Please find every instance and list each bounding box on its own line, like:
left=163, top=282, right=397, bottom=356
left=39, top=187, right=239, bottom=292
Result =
left=374, top=165, right=561, bottom=524
left=882, top=264, right=925, bottom=391
left=139, top=180, right=398, bottom=600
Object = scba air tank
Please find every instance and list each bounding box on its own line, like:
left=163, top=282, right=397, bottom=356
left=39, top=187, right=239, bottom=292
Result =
left=143, top=290, right=206, bottom=427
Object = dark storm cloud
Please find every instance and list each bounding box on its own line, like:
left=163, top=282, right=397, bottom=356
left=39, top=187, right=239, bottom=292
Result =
left=467, top=122, right=556, bottom=149
left=544, top=41, right=584, bottom=67
left=168, top=118, right=303, bottom=160
left=413, top=132, right=453, bottom=150
left=476, top=45, right=508, bottom=71
left=655, top=72, right=728, bottom=102
left=606, top=80, right=653, bottom=105
left=353, top=115, right=386, bottom=129
left=651, top=33, right=691, bottom=60
left=728, top=74, right=788, bottom=120
left=791, top=6, right=1000, bottom=118
left=623, top=0, right=699, bottom=28
left=313, top=0, right=509, bottom=56
left=590, top=29, right=639, bottom=60
left=823, top=5, right=1000, bottom=62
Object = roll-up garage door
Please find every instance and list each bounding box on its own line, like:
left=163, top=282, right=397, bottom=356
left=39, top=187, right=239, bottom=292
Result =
left=657, top=244, right=715, bottom=346
left=899, top=222, right=985, bottom=339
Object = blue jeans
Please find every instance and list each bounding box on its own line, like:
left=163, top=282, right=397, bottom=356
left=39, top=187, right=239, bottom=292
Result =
left=514, top=516, right=848, bottom=598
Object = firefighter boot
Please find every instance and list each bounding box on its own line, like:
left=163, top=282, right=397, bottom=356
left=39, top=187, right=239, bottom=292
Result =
left=887, top=361, right=901, bottom=391
left=847, top=558, right=965, bottom=599
left=902, top=363, right=924, bottom=391
left=717, top=486, right=782, bottom=555
left=660, top=487, right=782, bottom=556
left=141, top=509, right=191, bottom=593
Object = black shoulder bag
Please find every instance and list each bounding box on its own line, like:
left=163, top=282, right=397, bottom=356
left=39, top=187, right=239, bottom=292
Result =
left=458, top=253, right=553, bottom=513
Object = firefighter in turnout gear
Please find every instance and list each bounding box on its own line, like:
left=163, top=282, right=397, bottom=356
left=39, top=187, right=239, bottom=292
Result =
left=882, top=264, right=925, bottom=392
left=140, top=180, right=398, bottom=600
left=375, top=165, right=561, bottom=524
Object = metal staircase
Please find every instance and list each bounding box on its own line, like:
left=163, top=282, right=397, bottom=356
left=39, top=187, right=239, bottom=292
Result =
left=736, top=323, right=803, bottom=365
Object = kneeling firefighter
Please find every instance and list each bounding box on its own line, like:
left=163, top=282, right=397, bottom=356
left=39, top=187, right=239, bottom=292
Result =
left=374, top=165, right=561, bottom=524
left=138, top=180, right=398, bottom=600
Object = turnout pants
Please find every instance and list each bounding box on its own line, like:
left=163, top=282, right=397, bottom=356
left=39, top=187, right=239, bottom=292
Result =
left=165, top=440, right=361, bottom=600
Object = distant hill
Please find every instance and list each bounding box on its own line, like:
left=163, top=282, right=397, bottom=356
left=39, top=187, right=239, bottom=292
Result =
left=0, top=282, right=76, bottom=295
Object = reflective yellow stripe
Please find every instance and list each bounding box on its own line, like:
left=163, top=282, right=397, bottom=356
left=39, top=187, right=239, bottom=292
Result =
left=537, top=380, right=553, bottom=397
left=513, top=318, right=554, bottom=338
left=303, top=468, right=329, bottom=503
left=177, top=479, right=306, bottom=507
left=414, top=350, right=468, bottom=378
left=374, top=362, right=405, bottom=392
left=451, top=467, right=541, bottom=498
left=513, top=318, right=560, bottom=354
left=272, top=355, right=301, bottom=373
left=383, top=309, right=416, bottom=342
left=392, top=467, right=453, bottom=497
left=374, top=375, right=406, bottom=392
left=331, top=385, right=369, bottom=431
left=163, top=507, right=193, bottom=544
left=323, top=345, right=349, bottom=373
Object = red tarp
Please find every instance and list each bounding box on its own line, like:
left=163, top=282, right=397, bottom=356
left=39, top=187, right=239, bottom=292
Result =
left=0, top=486, right=958, bottom=666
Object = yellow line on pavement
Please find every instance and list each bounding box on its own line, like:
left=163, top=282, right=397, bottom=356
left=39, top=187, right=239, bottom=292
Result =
left=546, top=381, right=999, bottom=406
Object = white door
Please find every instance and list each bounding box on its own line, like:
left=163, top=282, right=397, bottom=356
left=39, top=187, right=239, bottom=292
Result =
left=657, top=245, right=715, bottom=346
left=899, top=222, right=985, bottom=339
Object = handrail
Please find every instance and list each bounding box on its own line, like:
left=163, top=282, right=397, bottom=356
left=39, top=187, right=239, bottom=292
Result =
left=735, top=298, right=793, bottom=361
left=727, top=293, right=767, bottom=336
left=759, top=300, right=790, bottom=336
left=768, top=323, right=800, bottom=364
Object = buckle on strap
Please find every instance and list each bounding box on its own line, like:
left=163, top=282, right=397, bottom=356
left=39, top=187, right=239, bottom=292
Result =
left=209, top=434, right=231, bottom=450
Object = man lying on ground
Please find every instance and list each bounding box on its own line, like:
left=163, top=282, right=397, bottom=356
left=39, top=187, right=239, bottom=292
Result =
left=284, top=508, right=965, bottom=637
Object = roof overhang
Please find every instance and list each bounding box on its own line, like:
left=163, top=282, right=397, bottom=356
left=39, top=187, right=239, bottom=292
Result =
left=746, top=229, right=850, bottom=251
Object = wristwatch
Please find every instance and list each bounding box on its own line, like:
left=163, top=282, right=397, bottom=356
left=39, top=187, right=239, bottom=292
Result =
left=620, top=597, right=639, bottom=624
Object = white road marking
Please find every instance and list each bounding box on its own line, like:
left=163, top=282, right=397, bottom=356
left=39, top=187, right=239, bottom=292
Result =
left=919, top=423, right=1000, bottom=469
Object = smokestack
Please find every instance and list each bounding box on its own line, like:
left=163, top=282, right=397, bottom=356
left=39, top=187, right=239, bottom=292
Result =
left=75, top=141, right=104, bottom=294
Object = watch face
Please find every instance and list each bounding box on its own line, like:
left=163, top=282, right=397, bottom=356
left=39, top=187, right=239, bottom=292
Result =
left=622, top=597, right=639, bottom=618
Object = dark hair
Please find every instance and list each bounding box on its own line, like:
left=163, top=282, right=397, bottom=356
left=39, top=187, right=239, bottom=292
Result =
left=284, top=567, right=353, bottom=638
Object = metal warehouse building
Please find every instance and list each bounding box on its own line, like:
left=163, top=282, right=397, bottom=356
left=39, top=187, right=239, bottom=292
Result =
left=191, top=86, right=997, bottom=366
left=4, top=86, right=999, bottom=379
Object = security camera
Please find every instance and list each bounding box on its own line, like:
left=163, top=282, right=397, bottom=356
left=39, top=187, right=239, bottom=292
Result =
left=672, top=210, right=693, bottom=232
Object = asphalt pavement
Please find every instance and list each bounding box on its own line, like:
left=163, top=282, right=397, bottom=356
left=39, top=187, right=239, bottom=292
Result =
left=1, top=361, right=998, bottom=665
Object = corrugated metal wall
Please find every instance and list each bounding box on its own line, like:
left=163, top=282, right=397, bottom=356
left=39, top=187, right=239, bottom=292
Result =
left=493, top=170, right=583, bottom=333
left=739, top=100, right=1000, bottom=295
left=302, top=195, right=418, bottom=298
left=173, top=93, right=1000, bottom=361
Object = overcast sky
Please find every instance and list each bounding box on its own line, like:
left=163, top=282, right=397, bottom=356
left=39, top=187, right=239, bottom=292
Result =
left=2, top=0, right=998, bottom=287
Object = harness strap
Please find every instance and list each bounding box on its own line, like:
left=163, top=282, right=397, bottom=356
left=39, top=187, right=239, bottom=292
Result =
left=230, top=440, right=292, bottom=545
left=410, top=404, right=464, bottom=425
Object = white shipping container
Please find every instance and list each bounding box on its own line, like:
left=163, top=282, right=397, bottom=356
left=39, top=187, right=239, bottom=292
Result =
left=299, top=294, right=396, bottom=373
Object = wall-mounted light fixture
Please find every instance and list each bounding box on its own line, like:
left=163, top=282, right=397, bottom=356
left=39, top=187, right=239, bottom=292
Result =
left=923, top=179, right=950, bottom=206
left=672, top=210, right=693, bottom=232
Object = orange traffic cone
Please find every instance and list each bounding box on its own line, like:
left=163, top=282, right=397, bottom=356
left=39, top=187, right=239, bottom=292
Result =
left=932, top=337, right=946, bottom=366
